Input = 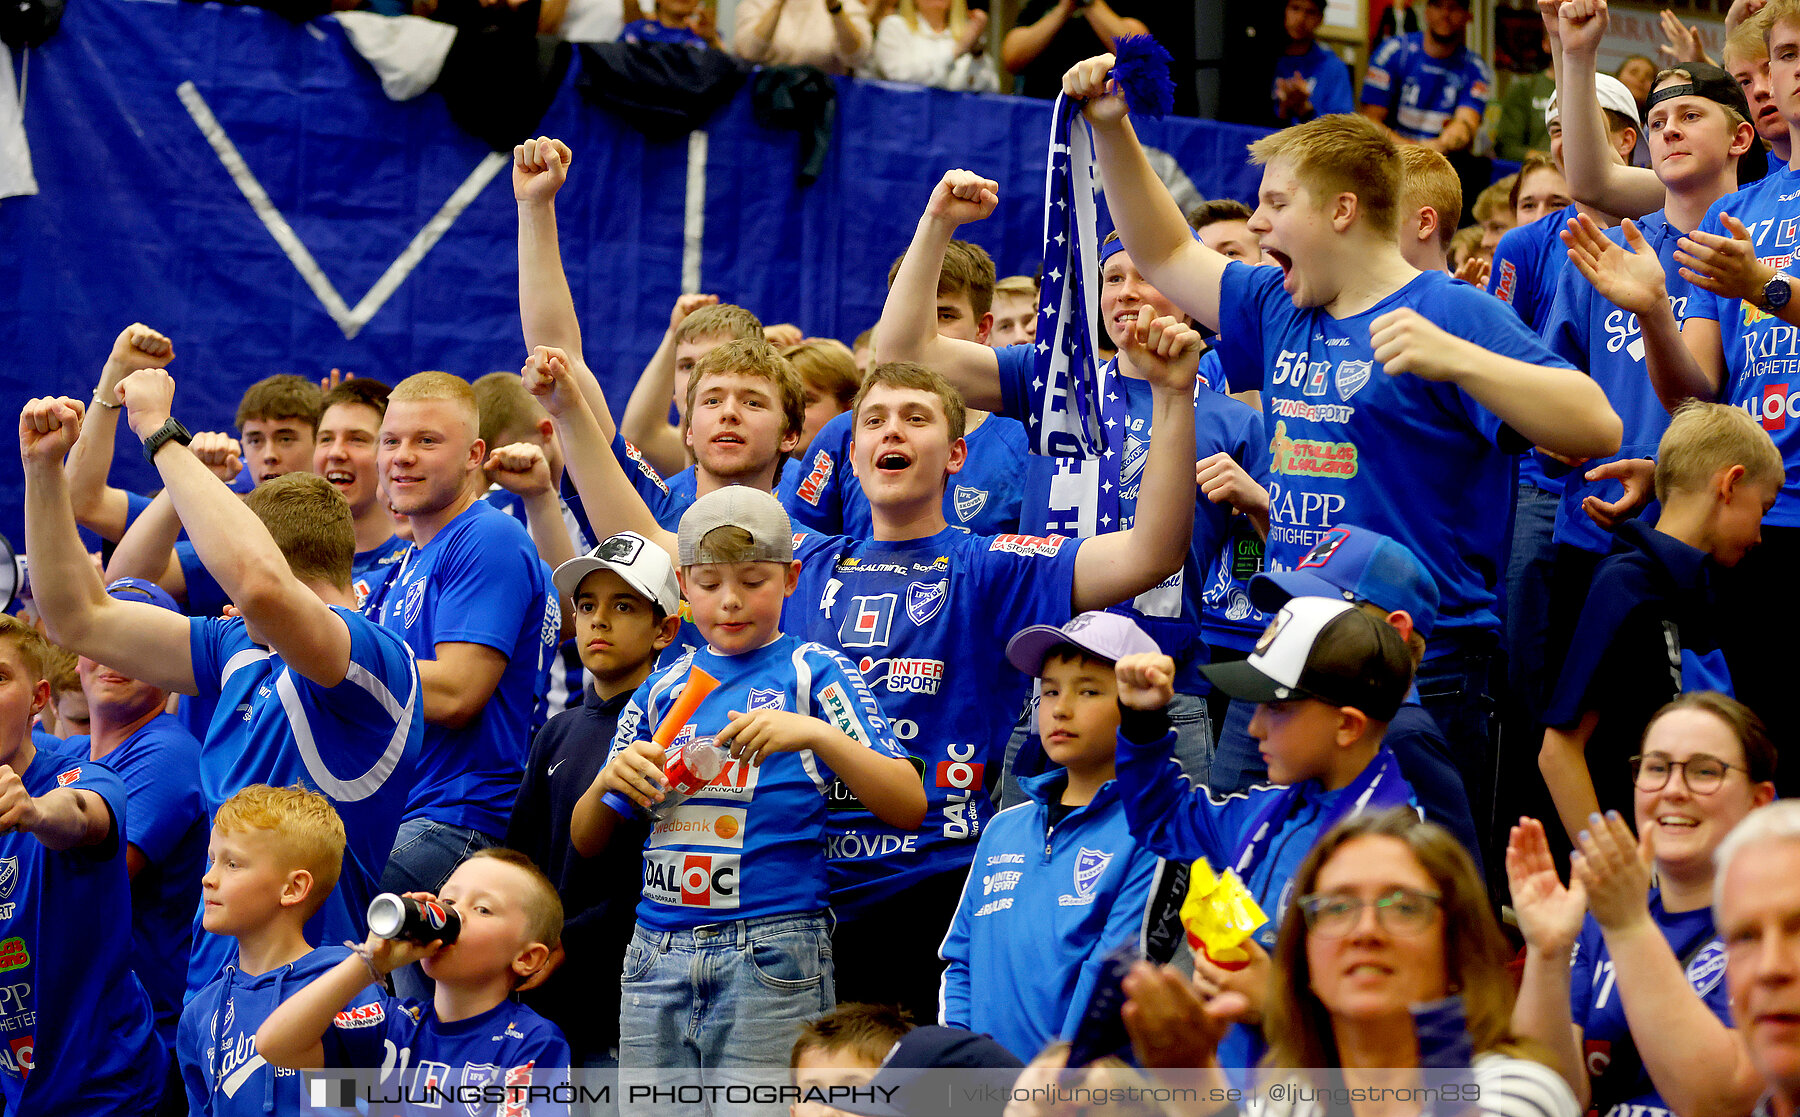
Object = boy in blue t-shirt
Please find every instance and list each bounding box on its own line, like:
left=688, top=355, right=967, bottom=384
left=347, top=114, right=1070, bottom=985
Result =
left=1272, top=0, right=1353, bottom=124
left=1062, top=65, right=1620, bottom=869
left=0, top=614, right=165, bottom=1116
left=257, top=848, right=572, bottom=1115
left=21, top=379, right=425, bottom=998
left=572, top=487, right=923, bottom=1113
left=938, top=612, right=1165, bottom=1060
left=178, top=784, right=382, bottom=1117
left=1359, top=0, right=1491, bottom=152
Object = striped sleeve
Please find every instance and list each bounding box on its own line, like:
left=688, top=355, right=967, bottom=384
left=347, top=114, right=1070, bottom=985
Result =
left=1474, top=1054, right=1580, bottom=1117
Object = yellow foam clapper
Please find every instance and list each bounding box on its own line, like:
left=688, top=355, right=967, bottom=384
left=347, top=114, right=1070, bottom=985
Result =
left=1178, top=858, right=1268, bottom=970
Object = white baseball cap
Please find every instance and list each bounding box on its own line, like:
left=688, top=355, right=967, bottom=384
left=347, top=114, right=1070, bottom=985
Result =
left=553, top=532, right=680, bottom=616
left=1546, top=74, right=1641, bottom=129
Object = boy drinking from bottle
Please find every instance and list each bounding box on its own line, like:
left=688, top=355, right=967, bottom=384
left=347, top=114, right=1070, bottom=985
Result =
left=255, top=847, right=571, bottom=1113
left=572, top=486, right=925, bottom=1116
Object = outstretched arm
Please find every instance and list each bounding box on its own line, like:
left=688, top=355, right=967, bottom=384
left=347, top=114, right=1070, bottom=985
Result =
left=1065, top=55, right=1227, bottom=332
left=21, top=398, right=196, bottom=694
left=1558, top=1, right=1662, bottom=218
left=65, top=323, right=174, bottom=541
left=118, top=370, right=356, bottom=687
left=875, top=171, right=1007, bottom=410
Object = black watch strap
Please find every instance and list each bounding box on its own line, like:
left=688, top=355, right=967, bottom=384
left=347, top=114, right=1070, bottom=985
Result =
left=142, top=418, right=192, bottom=464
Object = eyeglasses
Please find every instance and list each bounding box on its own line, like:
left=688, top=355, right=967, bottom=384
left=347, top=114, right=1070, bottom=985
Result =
left=1297, top=887, right=1441, bottom=937
left=1630, top=753, right=1746, bottom=795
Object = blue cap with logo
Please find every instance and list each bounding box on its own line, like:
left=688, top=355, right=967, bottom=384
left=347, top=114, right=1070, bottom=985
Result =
left=105, top=576, right=182, bottom=614
left=1248, top=524, right=1440, bottom=639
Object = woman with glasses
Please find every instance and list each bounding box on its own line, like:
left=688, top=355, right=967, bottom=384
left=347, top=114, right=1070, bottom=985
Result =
left=1508, top=692, right=1776, bottom=1117
left=1121, top=809, right=1576, bottom=1115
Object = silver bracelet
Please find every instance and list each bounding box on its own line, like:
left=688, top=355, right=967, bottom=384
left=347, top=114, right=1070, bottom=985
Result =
left=90, top=392, right=121, bottom=410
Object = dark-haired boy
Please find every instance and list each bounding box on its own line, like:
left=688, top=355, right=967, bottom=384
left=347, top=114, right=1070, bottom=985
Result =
left=313, top=378, right=408, bottom=611
left=1359, top=0, right=1491, bottom=154
left=504, top=533, right=679, bottom=1068
left=1271, top=0, right=1352, bottom=125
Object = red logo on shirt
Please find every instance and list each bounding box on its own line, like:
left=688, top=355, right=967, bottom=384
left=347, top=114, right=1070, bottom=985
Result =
left=937, top=761, right=984, bottom=790
left=1763, top=383, right=1790, bottom=431
left=331, top=1002, right=386, bottom=1029
left=1494, top=260, right=1517, bottom=304
left=797, top=452, right=833, bottom=506
left=502, top=1062, right=535, bottom=1117
left=0, top=939, right=29, bottom=974
left=54, top=768, right=79, bottom=788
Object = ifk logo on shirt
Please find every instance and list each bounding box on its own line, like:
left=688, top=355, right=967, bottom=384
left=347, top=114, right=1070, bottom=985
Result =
left=840, top=594, right=896, bottom=649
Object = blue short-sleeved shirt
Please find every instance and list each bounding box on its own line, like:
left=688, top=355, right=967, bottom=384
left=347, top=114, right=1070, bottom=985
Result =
left=330, top=995, right=571, bottom=1114
left=669, top=457, right=800, bottom=503
left=1360, top=32, right=1492, bottom=142
left=621, top=18, right=706, bottom=46
left=1217, top=262, right=1561, bottom=642
left=1681, top=164, right=1800, bottom=525
left=612, top=634, right=907, bottom=930
left=781, top=409, right=1028, bottom=539
left=1272, top=41, right=1354, bottom=121
left=607, top=432, right=693, bottom=532
left=783, top=527, right=1080, bottom=917
left=0, top=749, right=164, bottom=1116
left=351, top=536, right=410, bottom=615
left=176, top=542, right=231, bottom=618
left=374, top=500, right=558, bottom=837
left=1491, top=203, right=1582, bottom=496
left=185, top=608, right=423, bottom=995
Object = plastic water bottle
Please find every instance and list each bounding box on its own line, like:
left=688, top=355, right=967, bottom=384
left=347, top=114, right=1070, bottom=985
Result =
left=601, top=738, right=726, bottom=818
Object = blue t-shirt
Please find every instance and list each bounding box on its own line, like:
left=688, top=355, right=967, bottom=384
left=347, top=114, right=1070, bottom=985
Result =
left=608, top=431, right=693, bottom=532
left=1491, top=203, right=1582, bottom=497
left=177, top=945, right=380, bottom=1117
left=1272, top=41, right=1354, bottom=121
left=76, top=715, right=208, bottom=1046
left=781, top=409, right=1028, bottom=539
left=1681, top=163, right=1800, bottom=525
left=670, top=457, right=801, bottom=503
left=1361, top=32, right=1493, bottom=142
left=1570, top=894, right=1728, bottom=1117
left=186, top=608, right=423, bottom=996
left=486, top=484, right=595, bottom=723
left=784, top=526, right=1081, bottom=918
left=0, top=749, right=164, bottom=1116
left=1544, top=210, right=1686, bottom=554
left=612, top=633, right=907, bottom=931
left=1217, top=263, right=1561, bottom=643
left=176, top=541, right=232, bottom=618
left=620, top=18, right=706, bottom=46
left=352, top=535, right=410, bottom=615
left=995, top=344, right=1260, bottom=689
left=330, top=995, right=571, bottom=1115
left=374, top=500, right=558, bottom=837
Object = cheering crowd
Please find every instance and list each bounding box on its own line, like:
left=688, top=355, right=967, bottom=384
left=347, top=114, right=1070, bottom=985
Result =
left=19, top=0, right=1800, bottom=1115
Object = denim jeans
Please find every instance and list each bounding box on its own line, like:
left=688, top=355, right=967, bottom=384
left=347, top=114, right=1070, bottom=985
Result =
left=998, top=690, right=1213, bottom=810
left=1503, top=481, right=1560, bottom=724
left=619, top=911, right=834, bottom=1117
left=1414, top=634, right=1501, bottom=872
left=379, top=817, right=498, bottom=1001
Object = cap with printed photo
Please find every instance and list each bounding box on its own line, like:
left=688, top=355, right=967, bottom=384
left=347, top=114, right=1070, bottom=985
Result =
left=1199, top=597, right=1413, bottom=722
left=1004, top=610, right=1160, bottom=676
left=1249, top=524, right=1440, bottom=638
left=676, top=486, right=795, bottom=568
left=553, top=532, right=680, bottom=616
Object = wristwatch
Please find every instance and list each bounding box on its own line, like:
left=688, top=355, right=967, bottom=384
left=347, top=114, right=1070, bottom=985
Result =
left=1761, top=272, right=1794, bottom=314
left=140, top=417, right=192, bottom=464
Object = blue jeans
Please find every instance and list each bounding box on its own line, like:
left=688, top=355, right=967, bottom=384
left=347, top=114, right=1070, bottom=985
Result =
left=619, top=912, right=834, bottom=1117
left=1503, top=482, right=1560, bottom=724
left=379, top=817, right=499, bottom=1000
left=999, top=691, right=1213, bottom=809
left=1415, top=635, right=1500, bottom=870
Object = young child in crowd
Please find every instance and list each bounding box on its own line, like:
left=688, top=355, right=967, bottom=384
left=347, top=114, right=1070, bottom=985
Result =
left=938, top=612, right=1165, bottom=1060
left=178, top=784, right=380, bottom=1116
left=505, top=532, right=680, bottom=1068
left=1395, top=144, right=1462, bottom=273
left=573, top=486, right=924, bottom=1114
left=790, top=1003, right=914, bottom=1117
left=1541, top=402, right=1781, bottom=845
left=256, top=848, right=572, bottom=1108
left=987, top=274, right=1039, bottom=349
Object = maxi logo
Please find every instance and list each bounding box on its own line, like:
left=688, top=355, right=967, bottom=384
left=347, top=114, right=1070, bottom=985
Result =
left=797, top=451, right=833, bottom=506
left=176, top=82, right=509, bottom=340
left=839, top=595, right=896, bottom=649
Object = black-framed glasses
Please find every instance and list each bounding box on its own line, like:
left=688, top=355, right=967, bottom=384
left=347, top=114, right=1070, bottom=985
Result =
left=1630, top=753, right=1746, bottom=795
left=1297, top=887, right=1441, bottom=937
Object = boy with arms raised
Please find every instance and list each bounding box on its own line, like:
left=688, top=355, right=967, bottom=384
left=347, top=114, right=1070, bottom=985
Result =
left=0, top=613, right=164, bottom=1115
left=527, top=322, right=1195, bottom=1021
left=1061, top=54, right=1620, bottom=856
left=22, top=377, right=423, bottom=997
left=257, top=848, right=570, bottom=1110
left=938, top=612, right=1164, bottom=1060
left=178, top=785, right=382, bottom=1116
left=504, top=533, right=679, bottom=1068
left=572, top=488, right=923, bottom=1113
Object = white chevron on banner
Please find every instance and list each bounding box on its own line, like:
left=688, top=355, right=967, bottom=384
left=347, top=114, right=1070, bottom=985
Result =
left=177, top=80, right=506, bottom=339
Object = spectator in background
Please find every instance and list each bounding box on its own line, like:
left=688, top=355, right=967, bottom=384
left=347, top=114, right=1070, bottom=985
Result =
left=1186, top=198, right=1262, bottom=263
left=1360, top=0, right=1492, bottom=154
left=782, top=338, right=862, bottom=455
left=620, top=0, right=722, bottom=48
left=1001, top=0, right=1148, bottom=100
left=988, top=275, right=1039, bottom=349
left=733, top=0, right=872, bottom=74
left=1271, top=0, right=1353, bottom=124
left=1447, top=224, right=1486, bottom=273
left=871, top=0, right=996, bottom=91
left=1495, top=36, right=1556, bottom=161
left=1473, top=173, right=1517, bottom=256
left=1616, top=53, right=1657, bottom=118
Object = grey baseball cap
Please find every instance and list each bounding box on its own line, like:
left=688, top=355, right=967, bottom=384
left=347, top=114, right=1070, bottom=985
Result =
left=1005, top=610, right=1161, bottom=675
left=553, top=532, right=680, bottom=615
left=676, top=485, right=795, bottom=567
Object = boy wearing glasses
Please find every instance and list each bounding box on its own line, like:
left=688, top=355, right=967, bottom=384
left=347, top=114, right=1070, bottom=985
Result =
left=1112, top=595, right=1417, bottom=1072
left=1540, top=402, right=1782, bottom=845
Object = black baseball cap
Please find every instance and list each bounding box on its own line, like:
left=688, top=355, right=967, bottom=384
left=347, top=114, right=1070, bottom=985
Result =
left=1648, top=61, right=1768, bottom=185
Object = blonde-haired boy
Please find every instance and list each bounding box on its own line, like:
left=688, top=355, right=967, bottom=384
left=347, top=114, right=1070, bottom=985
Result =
left=1396, top=144, right=1462, bottom=271
left=1541, top=403, right=1781, bottom=844
left=256, top=847, right=571, bottom=1109
left=177, top=784, right=376, bottom=1117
